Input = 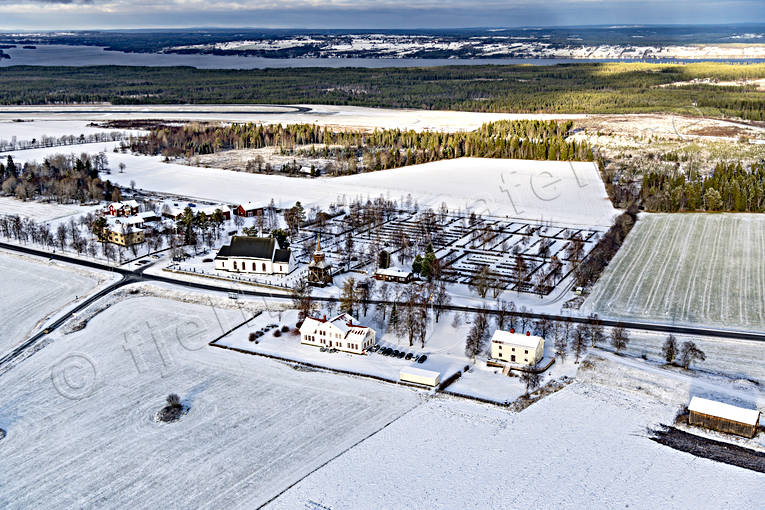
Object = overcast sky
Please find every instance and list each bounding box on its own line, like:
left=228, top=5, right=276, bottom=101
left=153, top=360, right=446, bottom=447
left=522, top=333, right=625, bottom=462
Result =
left=1, top=0, right=764, bottom=30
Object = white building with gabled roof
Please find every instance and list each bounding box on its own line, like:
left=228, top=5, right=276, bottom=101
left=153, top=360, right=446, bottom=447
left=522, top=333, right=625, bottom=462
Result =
left=490, top=330, right=544, bottom=366
left=214, top=235, right=291, bottom=274
left=299, top=313, right=376, bottom=354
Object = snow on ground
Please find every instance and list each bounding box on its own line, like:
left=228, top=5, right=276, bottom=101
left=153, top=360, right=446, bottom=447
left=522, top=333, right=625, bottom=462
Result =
left=0, top=295, right=421, bottom=509
left=0, top=250, right=117, bottom=356
left=0, top=104, right=587, bottom=132
left=602, top=328, right=765, bottom=384
left=0, top=120, right=135, bottom=144
left=268, top=355, right=765, bottom=510
left=584, top=213, right=765, bottom=331
left=220, top=308, right=580, bottom=404
left=4, top=141, right=121, bottom=165
left=12, top=149, right=616, bottom=226
left=0, top=196, right=88, bottom=223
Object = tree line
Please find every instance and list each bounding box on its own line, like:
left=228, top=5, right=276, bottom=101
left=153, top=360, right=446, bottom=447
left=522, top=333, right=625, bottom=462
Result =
left=129, top=119, right=594, bottom=172
left=642, top=161, right=765, bottom=212
left=2, top=63, right=764, bottom=121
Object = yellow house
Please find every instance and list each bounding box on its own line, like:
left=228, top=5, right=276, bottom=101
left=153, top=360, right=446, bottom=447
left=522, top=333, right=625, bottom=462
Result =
left=104, top=225, right=144, bottom=246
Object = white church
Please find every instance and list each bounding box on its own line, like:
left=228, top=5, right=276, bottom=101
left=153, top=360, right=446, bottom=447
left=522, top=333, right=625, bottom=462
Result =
left=214, top=235, right=292, bottom=274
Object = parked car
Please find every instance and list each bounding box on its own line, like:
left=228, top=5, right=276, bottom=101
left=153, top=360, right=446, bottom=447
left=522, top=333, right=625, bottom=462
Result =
left=396, top=351, right=405, bottom=359
left=328, top=348, right=337, bottom=353
left=405, top=352, right=413, bottom=360
left=369, top=344, right=380, bottom=352
left=417, top=354, right=427, bottom=364
left=320, top=346, right=327, bottom=352
left=382, top=347, right=393, bottom=356
left=392, top=350, right=400, bottom=357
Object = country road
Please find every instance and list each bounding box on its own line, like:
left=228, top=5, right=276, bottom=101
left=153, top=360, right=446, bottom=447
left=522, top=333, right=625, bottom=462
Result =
left=2, top=239, right=765, bottom=373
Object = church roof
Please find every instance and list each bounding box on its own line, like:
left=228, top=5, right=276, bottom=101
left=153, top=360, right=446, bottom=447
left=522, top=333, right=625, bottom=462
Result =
left=216, top=236, right=275, bottom=259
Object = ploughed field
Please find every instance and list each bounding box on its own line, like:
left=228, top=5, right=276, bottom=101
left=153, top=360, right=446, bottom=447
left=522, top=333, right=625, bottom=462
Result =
left=584, top=213, right=765, bottom=331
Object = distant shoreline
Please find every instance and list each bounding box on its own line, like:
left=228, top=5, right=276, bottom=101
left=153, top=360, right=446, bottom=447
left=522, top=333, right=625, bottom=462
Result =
left=2, top=44, right=765, bottom=69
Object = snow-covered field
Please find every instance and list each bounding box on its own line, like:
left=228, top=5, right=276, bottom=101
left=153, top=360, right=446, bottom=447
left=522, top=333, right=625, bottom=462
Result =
left=268, top=355, right=765, bottom=509
left=0, top=105, right=586, bottom=132
left=81, top=153, right=614, bottom=225
left=0, top=295, right=420, bottom=509
left=8, top=143, right=614, bottom=224
left=0, top=250, right=116, bottom=356
left=584, top=213, right=765, bottom=331
left=0, top=196, right=87, bottom=222
left=0, top=120, right=125, bottom=143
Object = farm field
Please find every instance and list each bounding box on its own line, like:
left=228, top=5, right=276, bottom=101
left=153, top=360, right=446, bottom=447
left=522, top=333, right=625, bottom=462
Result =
left=0, top=251, right=115, bottom=356
left=7, top=144, right=616, bottom=226
left=584, top=213, right=765, bottom=331
left=268, top=354, right=765, bottom=509
left=0, top=295, right=420, bottom=509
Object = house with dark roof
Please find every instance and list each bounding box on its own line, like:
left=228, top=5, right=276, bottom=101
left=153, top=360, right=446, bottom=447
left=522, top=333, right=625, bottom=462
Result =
left=214, top=236, right=291, bottom=275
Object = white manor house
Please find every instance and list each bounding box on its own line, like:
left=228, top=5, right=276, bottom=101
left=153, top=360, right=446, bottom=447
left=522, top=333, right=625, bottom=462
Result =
left=214, top=235, right=292, bottom=275
left=300, top=313, right=376, bottom=354
left=490, top=330, right=545, bottom=366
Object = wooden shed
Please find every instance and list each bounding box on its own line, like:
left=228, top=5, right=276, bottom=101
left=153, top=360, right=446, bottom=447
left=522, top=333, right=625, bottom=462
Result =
left=688, top=397, right=760, bottom=438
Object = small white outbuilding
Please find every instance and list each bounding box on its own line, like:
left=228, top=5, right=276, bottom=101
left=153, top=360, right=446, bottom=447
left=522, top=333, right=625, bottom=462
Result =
left=490, top=330, right=544, bottom=366
left=399, top=367, right=441, bottom=387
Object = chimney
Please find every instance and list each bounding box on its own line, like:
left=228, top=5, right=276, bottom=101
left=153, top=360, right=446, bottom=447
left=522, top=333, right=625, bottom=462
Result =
left=323, top=314, right=326, bottom=321
left=526, top=331, right=530, bottom=336
left=510, top=328, right=515, bottom=334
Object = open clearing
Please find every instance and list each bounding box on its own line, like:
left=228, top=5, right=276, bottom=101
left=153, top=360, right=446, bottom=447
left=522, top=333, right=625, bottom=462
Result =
left=584, top=213, right=765, bottom=331
left=0, top=250, right=115, bottom=356
left=0, top=295, right=420, bottom=509
left=268, top=354, right=764, bottom=509
left=0, top=196, right=87, bottom=222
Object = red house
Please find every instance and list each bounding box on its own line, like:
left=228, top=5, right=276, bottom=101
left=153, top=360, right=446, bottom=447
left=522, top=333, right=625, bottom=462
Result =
left=107, top=200, right=139, bottom=217
left=234, top=201, right=263, bottom=217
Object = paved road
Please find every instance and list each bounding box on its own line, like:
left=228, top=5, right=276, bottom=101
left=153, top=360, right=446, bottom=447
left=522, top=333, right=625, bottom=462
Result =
left=3, top=241, right=765, bottom=355
left=0, top=272, right=137, bottom=369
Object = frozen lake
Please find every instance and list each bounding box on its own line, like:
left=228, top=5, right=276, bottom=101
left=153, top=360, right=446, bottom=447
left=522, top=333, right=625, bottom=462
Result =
left=0, top=45, right=584, bottom=69
left=2, top=45, right=764, bottom=69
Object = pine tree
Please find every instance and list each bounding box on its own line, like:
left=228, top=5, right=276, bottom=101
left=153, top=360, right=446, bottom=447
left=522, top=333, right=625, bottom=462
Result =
left=661, top=334, right=677, bottom=364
